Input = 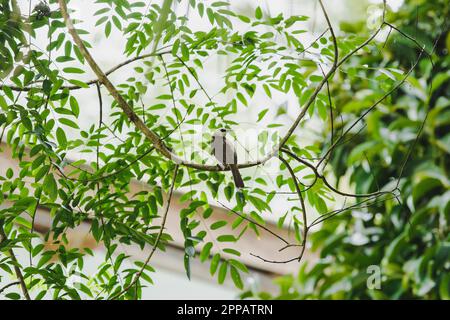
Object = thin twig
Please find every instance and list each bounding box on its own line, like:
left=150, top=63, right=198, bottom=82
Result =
left=317, top=45, right=426, bottom=169
left=282, top=148, right=396, bottom=199
left=279, top=154, right=308, bottom=262
left=217, top=200, right=291, bottom=246
left=0, top=281, right=20, bottom=295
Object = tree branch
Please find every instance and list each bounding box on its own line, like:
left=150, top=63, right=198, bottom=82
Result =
left=57, top=0, right=174, bottom=160
left=56, top=0, right=388, bottom=173
left=279, top=154, right=308, bottom=262
left=317, top=44, right=426, bottom=169
left=281, top=147, right=398, bottom=199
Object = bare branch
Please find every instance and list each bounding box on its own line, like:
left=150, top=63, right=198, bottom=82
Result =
left=279, top=154, right=308, bottom=262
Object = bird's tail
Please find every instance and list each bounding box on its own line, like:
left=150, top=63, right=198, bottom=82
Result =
left=230, top=165, right=244, bottom=189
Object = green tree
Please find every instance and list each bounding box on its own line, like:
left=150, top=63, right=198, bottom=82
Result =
left=249, top=0, right=449, bottom=300
left=0, top=0, right=441, bottom=300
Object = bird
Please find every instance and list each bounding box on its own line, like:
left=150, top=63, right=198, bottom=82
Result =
left=211, top=128, right=245, bottom=189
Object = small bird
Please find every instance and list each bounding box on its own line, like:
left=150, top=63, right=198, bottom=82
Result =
left=211, top=129, right=245, bottom=189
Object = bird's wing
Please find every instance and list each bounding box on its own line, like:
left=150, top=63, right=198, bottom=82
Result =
left=211, top=136, right=238, bottom=165
left=224, top=138, right=238, bottom=164
left=211, top=137, right=223, bottom=164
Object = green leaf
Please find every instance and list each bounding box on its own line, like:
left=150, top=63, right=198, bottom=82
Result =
left=56, top=127, right=67, bottom=147
left=255, top=6, right=263, bottom=19
left=15, top=216, right=32, bottom=229
left=230, top=266, right=244, bottom=289
left=206, top=8, right=214, bottom=25
left=105, top=21, right=112, bottom=37
left=180, top=43, right=190, bottom=61
left=43, top=174, right=58, bottom=200
left=95, top=16, right=108, bottom=26
left=59, top=118, right=80, bottom=129
left=70, top=96, right=80, bottom=117
left=68, top=79, right=89, bottom=89
left=35, top=165, right=50, bottom=183
left=63, top=67, right=85, bottom=74
left=210, top=253, right=220, bottom=275
left=236, top=92, right=248, bottom=106
left=229, top=259, right=248, bottom=273
left=184, top=254, right=191, bottom=280
left=257, top=109, right=269, bottom=122
left=5, top=293, right=21, bottom=300
left=248, top=195, right=270, bottom=212
left=224, top=184, right=233, bottom=201
left=211, top=1, right=229, bottom=7
left=172, top=38, right=180, bottom=56
left=310, top=75, right=323, bottom=82
left=21, top=114, right=33, bottom=130
left=149, top=195, right=158, bottom=215
left=203, top=208, right=213, bottom=219
left=210, top=220, right=227, bottom=230
left=439, top=273, right=450, bottom=299
left=223, top=248, right=241, bottom=257
left=218, top=261, right=228, bottom=284
left=200, top=242, right=213, bottom=262
left=217, top=235, right=236, bottom=242
left=0, top=95, right=8, bottom=111
left=112, top=16, right=122, bottom=30
left=238, top=15, right=250, bottom=23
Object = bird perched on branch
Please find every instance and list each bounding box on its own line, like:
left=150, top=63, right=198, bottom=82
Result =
left=211, top=129, right=245, bottom=189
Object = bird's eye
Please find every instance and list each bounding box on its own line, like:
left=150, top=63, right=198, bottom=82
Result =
left=220, top=129, right=226, bottom=132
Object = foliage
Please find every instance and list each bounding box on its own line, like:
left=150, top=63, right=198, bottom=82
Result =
left=247, top=0, right=450, bottom=300
left=0, top=0, right=444, bottom=300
